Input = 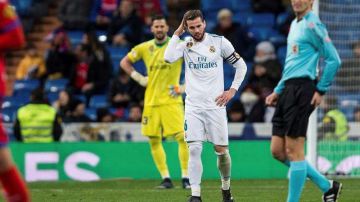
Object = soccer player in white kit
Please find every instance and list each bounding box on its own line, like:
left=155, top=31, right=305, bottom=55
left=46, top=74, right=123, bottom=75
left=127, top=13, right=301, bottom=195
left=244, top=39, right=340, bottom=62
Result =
left=164, top=10, right=247, bottom=202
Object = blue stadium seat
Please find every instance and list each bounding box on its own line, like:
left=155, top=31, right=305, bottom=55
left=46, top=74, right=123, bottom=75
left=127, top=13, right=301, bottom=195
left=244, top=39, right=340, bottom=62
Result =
left=2, top=96, right=26, bottom=109
left=89, top=95, right=108, bottom=109
left=201, top=0, right=232, bottom=11
left=107, top=46, right=128, bottom=61
left=47, top=92, right=59, bottom=104
left=231, top=0, right=251, bottom=12
left=44, top=79, right=69, bottom=93
left=247, top=13, right=275, bottom=27
left=269, top=32, right=287, bottom=47
left=1, top=107, right=17, bottom=123
left=277, top=46, right=287, bottom=65
left=85, top=108, right=97, bottom=121
left=13, top=79, right=40, bottom=92
left=276, top=12, right=291, bottom=28
left=74, top=94, right=86, bottom=103
left=112, top=59, right=120, bottom=74
left=133, top=61, right=147, bottom=76
left=248, top=27, right=275, bottom=41
left=10, top=0, right=33, bottom=16
left=67, top=31, right=84, bottom=46
left=233, top=12, right=252, bottom=25
left=224, top=63, right=235, bottom=77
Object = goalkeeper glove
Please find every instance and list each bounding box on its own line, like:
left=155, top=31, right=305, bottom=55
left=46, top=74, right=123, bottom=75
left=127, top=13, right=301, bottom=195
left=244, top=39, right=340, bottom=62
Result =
left=130, top=71, right=148, bottom=87
left=169, top=84, right=185, bottom=97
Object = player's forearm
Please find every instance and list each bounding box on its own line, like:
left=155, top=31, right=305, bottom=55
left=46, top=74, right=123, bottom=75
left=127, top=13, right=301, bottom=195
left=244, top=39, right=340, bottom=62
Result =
left=230, top=58, right=247, bottom=90
left=120, top=56, right=148, bottom=87
left=120, top=56, right=136, bottom=75
left=274, top=77, right=285, bottom=95
left=164, top=35, right=183, bottom=63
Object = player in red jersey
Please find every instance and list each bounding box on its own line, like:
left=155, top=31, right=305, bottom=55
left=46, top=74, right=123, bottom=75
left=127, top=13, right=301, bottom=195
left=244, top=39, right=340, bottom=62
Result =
left=0, top=0, right=30, bottom=201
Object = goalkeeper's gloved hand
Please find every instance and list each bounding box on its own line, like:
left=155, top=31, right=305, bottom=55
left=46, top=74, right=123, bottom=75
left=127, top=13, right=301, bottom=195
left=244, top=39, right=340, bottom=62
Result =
left=169, top=84, right=185, bottom=97
left=130, top=71, right=148, bottom=87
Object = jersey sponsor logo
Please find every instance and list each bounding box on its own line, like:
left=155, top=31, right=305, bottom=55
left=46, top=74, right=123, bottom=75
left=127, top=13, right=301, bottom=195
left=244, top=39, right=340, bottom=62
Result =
left=149, top=62, right=171, bottom=71
left=189, top=61, right=218, bottom=69
left=189, top=56, right=218, bottom=69
left=209, top=46, right=215, bottom=53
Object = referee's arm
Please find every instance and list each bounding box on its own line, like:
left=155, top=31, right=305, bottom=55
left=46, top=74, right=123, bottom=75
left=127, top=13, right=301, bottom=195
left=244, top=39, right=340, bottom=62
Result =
left=310, top=23, right=341, bottom=95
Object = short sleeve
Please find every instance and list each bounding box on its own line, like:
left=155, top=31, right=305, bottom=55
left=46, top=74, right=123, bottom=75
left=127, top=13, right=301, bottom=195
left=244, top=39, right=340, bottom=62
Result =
left=221, top=36, right=236, bottom=58
left=127, top=44, right=143, bottom=63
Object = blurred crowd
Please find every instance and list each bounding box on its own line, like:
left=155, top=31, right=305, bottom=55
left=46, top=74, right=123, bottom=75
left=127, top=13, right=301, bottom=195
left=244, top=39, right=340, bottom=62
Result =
left=9, top=0, right=360, bottom=128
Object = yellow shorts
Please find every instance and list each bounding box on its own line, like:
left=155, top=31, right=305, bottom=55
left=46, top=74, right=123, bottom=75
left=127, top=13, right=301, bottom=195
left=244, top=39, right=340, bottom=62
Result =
left=141, top=104, right=184, bottom=137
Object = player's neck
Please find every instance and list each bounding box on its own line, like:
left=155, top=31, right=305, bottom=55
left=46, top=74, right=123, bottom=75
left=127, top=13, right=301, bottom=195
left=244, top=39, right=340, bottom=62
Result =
left=296, top=9, right=311, bottom=21
left=154, top=36, right=169, bottom=46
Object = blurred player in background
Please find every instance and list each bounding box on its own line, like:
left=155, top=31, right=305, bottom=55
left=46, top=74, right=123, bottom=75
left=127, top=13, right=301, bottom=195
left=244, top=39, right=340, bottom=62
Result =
left=120, top=15, right=190, bottom=189
left=265, top=0, right=342, bottom=201
left=164, top=10, right=247, bottom=202
left=0, top=0, right=30, bottom=201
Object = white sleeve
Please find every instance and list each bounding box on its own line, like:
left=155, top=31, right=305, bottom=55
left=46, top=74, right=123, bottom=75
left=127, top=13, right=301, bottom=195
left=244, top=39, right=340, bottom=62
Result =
left=164, top=35, right=185, bottom=63
left=221, top=37, right=247, bottom=90
left=230, top=58, right=247, bottom=90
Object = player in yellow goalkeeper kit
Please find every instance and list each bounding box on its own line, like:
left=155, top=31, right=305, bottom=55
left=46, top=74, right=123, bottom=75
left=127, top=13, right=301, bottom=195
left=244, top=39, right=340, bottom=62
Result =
left=120, top=15, right=189, bottom=189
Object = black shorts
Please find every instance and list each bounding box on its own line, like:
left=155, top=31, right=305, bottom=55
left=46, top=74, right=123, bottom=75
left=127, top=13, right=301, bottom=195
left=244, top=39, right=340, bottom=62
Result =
left=272, top=78, right=316, bottom=138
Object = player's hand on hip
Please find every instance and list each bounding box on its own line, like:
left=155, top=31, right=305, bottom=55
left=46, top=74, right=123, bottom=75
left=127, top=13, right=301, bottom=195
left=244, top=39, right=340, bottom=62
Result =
left=265, top=92, right=279, bottom=106
left=311, top=91, right=322, bottom=107
left=215, top=88, right=237, bottom=107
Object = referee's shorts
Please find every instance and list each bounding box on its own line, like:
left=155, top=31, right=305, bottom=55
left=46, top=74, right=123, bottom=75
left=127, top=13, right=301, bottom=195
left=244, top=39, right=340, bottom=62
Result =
left=272, top=78, right=316, bottom=138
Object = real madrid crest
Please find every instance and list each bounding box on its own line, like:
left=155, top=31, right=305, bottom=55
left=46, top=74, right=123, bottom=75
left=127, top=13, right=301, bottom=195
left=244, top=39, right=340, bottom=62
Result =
left=149, top=45, right=154, bottom=52
left=186, top=42, right=193, bottom=48
left=209, top=46, right=215, bottom=53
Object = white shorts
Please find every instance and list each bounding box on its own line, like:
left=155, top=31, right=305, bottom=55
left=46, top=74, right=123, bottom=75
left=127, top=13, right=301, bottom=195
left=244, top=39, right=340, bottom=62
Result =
left=184, top=107, right=229, bottom=145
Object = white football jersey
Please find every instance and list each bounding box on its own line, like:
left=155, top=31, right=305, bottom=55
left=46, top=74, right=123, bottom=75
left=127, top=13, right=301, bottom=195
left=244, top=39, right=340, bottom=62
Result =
left=165, top=33, right=236, bottom=109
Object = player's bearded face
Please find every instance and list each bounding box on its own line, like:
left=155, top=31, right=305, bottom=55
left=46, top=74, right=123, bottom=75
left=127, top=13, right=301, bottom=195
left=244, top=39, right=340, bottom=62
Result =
left=151, top=19, right=169, bottom=41
left=291, top=0, right=313, bottom=14
left=186, top=17, right=206, bottom=41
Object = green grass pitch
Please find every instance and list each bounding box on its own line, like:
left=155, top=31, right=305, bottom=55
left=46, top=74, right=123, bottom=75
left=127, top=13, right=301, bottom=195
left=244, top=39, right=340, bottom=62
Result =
left=13, top=179, right=360, bottom=202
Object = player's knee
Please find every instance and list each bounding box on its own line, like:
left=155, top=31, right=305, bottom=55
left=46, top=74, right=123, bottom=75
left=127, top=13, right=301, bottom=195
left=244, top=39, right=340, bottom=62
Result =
left=148, top=137, right=162, bottom=147
left=188, top=142, right=202, bottom=156
left=271, top=148, right=286, bottom=161
left=174, top=132, right=185, bottom=143
left=214, top=145, right=228, bottom=154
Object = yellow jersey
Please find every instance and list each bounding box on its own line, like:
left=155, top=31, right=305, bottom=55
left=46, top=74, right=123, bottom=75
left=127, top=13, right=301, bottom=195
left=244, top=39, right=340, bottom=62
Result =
left=127, top=37, right=183, bottom=106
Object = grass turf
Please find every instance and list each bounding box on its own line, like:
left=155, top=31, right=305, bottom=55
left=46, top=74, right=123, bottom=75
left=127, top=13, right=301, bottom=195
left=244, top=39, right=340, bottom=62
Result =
left=11, top=179, right=360, bottom=202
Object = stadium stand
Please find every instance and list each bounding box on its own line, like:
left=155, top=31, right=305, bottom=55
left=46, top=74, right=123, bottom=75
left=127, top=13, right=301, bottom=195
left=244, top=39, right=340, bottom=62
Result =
left=2, top=0, right=359, bottom=126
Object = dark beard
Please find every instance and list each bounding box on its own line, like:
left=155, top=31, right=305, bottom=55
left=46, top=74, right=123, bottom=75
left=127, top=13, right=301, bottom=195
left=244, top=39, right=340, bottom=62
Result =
left=155, top=34, right=165, bottom=41
left=192, top=32, right=205, bottom=42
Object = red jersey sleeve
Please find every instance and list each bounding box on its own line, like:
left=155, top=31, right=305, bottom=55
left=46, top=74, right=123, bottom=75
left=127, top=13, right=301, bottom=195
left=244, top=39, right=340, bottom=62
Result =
left=0, top=0, right=25, bottom=51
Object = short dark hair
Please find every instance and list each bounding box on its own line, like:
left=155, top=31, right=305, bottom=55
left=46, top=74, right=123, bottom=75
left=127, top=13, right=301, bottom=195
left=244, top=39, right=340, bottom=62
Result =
left=184, top=10, right=204, bottom=25
left=31, top=88, right=45, bottom=102
left=151, top=14, right=166, bottom=23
